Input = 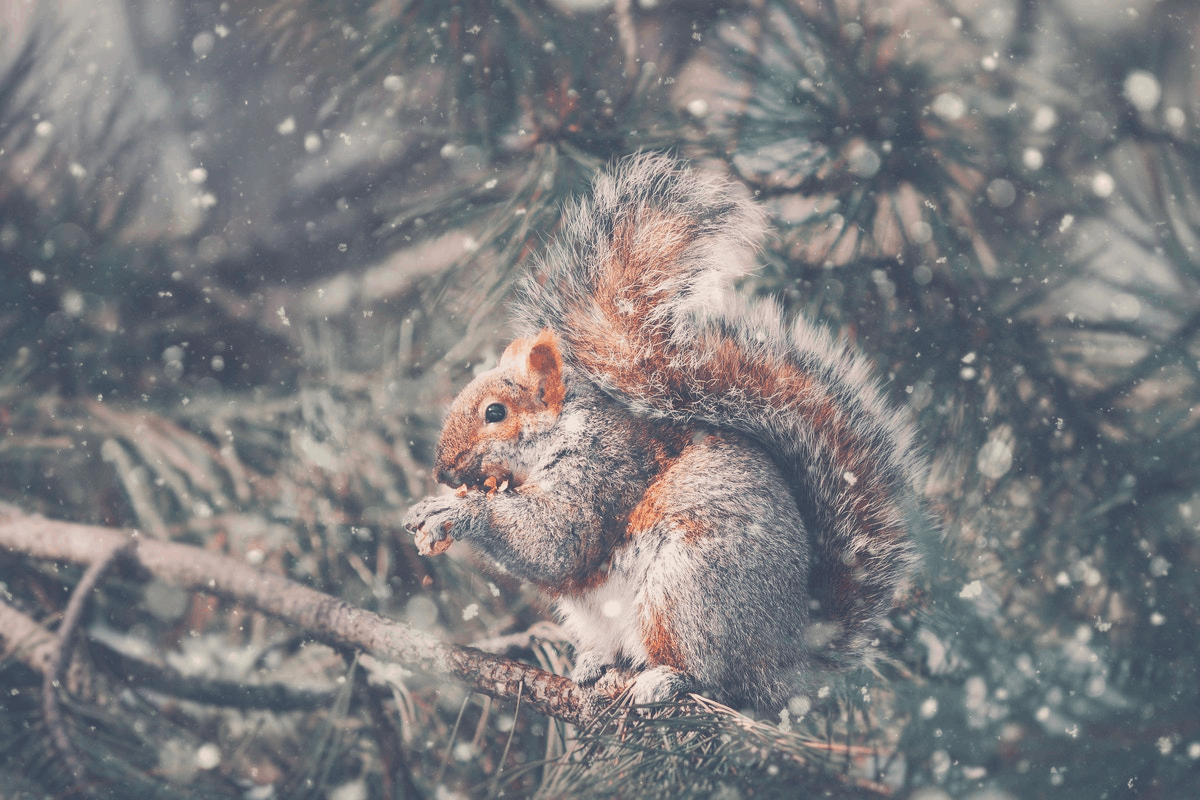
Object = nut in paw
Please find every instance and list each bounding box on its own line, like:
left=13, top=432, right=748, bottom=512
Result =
left=413, top=525, right=454, bottom=556
left=402, top=496, right=462, bottom=556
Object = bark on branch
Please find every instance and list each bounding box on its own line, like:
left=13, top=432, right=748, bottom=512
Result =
left=0, top=512, right=595, bottom=726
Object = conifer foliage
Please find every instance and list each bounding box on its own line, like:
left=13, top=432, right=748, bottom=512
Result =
left=2, top=0, right=1199, bottom=797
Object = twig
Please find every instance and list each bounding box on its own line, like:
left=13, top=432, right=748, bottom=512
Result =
left=99, top=438, right=169, bottom=537
left=1090, top=308, right=1200, bottom=409
left=0, top=512, right=594, bottom=726
left=489, top=680, right=523, bottom=800
left=470, top=620, right=568, bottom=654
left=3, top=599, right=341, bottom=711
left=615, top=0, right=639, bottom=80
left=390, top=434, right=424, bottom=502
left=91, top=638, right=341, bottom=710
left=42, top=538, right=134, bottom=796
left=212, top=417, right=254, bottom=504
left=357, top=670, right=425, bottom=800
left=435, top=693, right=472, bottom=787
left=0, top=598, right=57, bottom=674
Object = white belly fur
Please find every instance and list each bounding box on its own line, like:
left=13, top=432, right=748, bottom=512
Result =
left=554, top=552, right=649, bottom=668
left=553, top=535, right=698, bottom=667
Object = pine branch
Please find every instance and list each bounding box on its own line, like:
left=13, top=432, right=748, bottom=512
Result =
left=0, top=597, right=58, bottom=675
left=41, top=539, right=133, bottom=795
left=0, top=510, right=594, bottom=727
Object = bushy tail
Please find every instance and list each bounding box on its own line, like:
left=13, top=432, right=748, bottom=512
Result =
left=517, top=154, right=925, bottom=667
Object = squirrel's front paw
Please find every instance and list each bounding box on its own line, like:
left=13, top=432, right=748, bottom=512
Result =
left=402, top=495, right=464, bottom=556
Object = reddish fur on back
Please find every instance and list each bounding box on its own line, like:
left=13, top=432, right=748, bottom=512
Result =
left=642, top=601, right=687, bottom=672
left=517, top=154, right=925, bottom=669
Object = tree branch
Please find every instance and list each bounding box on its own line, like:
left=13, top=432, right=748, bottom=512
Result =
left=1, top=597, right=375, bottom=711
left=42, top=539, right=132, bottom=794
left=0, top=597, right=58, bottom=674
left=0, top=511, right=595, bottom=727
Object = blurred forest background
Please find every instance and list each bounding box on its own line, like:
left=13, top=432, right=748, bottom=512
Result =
left=2, top=0, right=1199, bottom=797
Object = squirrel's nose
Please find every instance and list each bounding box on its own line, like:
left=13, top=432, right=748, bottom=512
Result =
left=430, top=444, right=456, bottom=486
left=433, top=454, right=464, bottom=487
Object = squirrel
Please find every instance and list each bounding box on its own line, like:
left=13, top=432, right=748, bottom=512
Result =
left=403, top=154, right=928, bottom=713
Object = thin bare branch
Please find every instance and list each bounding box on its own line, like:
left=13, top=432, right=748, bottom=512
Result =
left=42, top=538, right=133, bottom=795
left=0, top=511, right=594, bottom=726
left=0, top=598, right=58, bottom=674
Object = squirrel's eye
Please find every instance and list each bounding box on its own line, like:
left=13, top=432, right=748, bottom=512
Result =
left=484, top=403, right=507, bottom=423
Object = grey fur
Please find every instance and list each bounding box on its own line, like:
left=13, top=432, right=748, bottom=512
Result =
left=405, top=373, right=674, bottom=586
left=517, top=154, right=926, bottom=670
left=405, top=154, right=930, bottom=713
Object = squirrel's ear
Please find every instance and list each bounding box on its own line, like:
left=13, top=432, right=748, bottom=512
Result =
left=526, top=328, right=566, bottom=410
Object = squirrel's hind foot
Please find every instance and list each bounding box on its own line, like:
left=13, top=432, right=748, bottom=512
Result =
left=629, top=665, right=693, bottom=706
left=580, top=663, right=693, bottom=708
left=571, top=648, right=610, bottom=686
